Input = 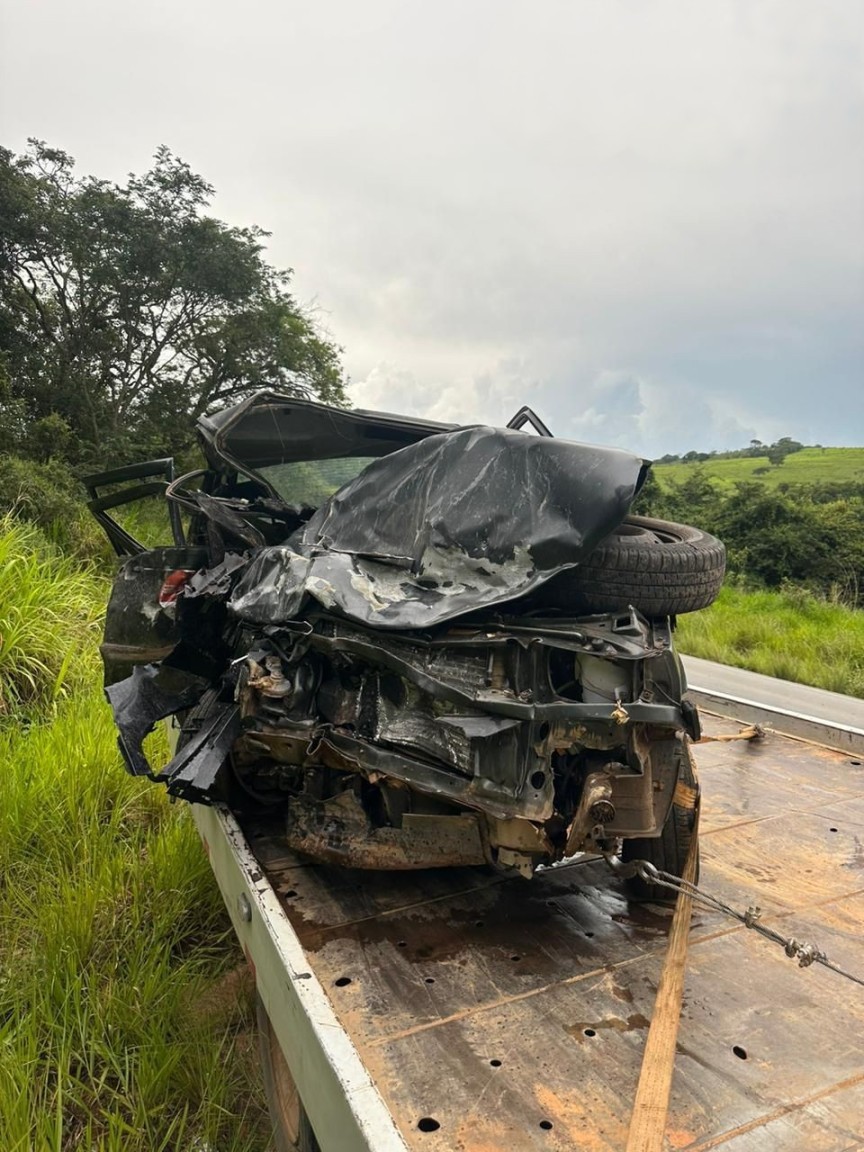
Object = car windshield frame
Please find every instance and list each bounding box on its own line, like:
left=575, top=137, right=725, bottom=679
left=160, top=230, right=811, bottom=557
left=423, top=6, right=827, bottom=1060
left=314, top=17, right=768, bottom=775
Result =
left=196, top=392, right=456, bottom=498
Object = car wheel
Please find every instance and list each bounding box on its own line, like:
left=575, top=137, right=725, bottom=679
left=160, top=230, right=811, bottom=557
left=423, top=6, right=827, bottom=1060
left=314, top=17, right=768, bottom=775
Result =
left=548, top=515, right=726, bottom=617
left=622, top=744, right=700, bottom=901
left=256, top=992, right=320, bottom=1152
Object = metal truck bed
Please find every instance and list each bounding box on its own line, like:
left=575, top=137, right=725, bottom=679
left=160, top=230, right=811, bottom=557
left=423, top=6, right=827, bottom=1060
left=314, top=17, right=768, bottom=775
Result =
left=195, top=712, right=864, bottom=1151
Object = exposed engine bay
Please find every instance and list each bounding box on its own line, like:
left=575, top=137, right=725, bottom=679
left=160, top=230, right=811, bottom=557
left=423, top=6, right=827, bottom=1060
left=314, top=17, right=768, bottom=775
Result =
left=91, top=393, right=721, bottom=879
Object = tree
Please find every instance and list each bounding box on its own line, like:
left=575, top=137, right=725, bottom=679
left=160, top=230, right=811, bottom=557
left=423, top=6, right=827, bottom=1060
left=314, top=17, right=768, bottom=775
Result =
left=766, top=436, right=804, bottom=466
left=0, top=140, right=346, bottom=465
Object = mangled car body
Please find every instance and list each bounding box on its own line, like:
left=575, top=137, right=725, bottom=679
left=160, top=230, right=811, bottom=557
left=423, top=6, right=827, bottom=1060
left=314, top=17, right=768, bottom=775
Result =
left=90, top=393, right=725, bottom=884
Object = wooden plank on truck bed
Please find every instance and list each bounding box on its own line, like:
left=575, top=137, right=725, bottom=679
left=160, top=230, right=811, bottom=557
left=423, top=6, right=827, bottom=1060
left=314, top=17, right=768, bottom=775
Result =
left=239, top=714, right=864, bottom=1151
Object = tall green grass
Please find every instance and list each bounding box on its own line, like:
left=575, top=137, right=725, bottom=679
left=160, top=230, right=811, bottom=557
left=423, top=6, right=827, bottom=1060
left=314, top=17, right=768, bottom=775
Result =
left=0, top=519, right=269, bottom=1150
left=0, top=516, right=103, bottom=718
left=677, top=584, right=864, bottom=698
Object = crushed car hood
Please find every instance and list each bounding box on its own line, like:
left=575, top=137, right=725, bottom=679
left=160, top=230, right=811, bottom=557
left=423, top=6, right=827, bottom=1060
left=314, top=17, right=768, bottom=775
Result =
left=229, top=423, right=650, bottom=630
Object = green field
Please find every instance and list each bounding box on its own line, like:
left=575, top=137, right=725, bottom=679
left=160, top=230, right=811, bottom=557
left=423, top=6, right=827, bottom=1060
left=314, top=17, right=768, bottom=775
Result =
left=653, top=446, right=864, bottom=491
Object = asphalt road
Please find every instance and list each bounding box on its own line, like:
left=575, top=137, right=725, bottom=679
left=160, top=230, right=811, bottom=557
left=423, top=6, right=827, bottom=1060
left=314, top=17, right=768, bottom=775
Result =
left=681, top=654, right=864, bottom=733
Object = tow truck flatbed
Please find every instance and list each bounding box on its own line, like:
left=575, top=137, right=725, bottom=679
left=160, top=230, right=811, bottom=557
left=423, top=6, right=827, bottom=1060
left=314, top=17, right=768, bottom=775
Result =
left=195, top=710, right=864, bottom=1151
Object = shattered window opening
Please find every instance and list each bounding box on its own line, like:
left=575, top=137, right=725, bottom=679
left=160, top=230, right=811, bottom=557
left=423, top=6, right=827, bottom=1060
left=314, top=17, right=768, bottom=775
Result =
left=258, top=457, right=380, bottom=506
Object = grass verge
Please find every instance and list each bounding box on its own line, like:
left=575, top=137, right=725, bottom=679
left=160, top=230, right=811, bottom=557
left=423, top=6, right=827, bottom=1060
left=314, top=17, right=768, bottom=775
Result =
left=0, top=515, right=104, bottom=718
left=0, top=689, right=270, bottom=1151
left=676, top=584, right=864, bottom=698
left=0, top=517, right=269, bottom=1151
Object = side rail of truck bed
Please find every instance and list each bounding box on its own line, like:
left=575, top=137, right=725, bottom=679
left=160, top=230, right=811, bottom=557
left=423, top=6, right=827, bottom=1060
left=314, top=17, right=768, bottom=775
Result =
left=195, top=800, right=408, bottom=1151
left=195, top=700, right=864, bottom=1151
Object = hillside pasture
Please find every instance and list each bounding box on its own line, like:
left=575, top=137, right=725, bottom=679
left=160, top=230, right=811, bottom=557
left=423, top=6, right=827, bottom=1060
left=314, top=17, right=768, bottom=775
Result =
left=653, top=446, right=864, bottom=491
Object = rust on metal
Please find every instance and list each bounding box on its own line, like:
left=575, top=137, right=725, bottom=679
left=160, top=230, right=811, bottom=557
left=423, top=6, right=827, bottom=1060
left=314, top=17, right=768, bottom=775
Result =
left=279, top=790, right=488, bottom=871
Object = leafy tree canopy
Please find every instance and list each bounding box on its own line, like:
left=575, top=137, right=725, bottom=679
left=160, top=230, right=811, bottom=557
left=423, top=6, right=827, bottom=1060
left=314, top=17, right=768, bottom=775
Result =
left=0, top=140, right=346, bottom=466
left=657, top=435, right=807, bottom=466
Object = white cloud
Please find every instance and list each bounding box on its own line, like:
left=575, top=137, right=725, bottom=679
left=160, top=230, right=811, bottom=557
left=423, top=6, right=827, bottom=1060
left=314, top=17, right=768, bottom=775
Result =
left=350, top=356, right=542, bottom=428
left=1, top=0, right=861, bottom=454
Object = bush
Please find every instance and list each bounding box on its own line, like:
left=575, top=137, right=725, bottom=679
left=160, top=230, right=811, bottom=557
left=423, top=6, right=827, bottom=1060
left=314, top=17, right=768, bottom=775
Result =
left=0, top=453, right=108, bottom=558
left=638, top=470, right=864, bottom=605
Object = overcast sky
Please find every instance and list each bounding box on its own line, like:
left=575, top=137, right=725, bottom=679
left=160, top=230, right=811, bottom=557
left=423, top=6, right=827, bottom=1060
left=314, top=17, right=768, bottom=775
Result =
left=1, top=0, right=862, bottom=457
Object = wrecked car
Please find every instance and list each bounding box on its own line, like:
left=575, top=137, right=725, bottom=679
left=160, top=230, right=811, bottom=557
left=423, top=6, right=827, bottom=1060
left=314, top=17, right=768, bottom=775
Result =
left=88, top=392, right=725, bottom=890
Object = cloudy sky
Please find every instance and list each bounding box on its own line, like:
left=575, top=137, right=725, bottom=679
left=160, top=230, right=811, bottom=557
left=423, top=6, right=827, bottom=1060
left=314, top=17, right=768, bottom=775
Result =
left=1, top=0, right=862, bottom=457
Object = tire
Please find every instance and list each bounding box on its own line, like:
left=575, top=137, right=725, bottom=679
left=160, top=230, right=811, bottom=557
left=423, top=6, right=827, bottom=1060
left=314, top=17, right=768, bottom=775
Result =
left=622, top=744, right=700, bottom=902
left=548, top=515, right=726, bottom=617
left=256, top=993, right=320, bottom=1152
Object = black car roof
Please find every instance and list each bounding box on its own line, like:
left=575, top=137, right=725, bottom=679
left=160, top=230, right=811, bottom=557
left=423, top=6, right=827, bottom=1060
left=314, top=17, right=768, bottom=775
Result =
left=196, top=391, right=456, bottom=473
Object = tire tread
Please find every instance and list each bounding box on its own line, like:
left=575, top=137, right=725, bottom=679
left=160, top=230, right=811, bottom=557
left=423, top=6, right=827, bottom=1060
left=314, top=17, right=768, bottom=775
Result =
left=551, top=515, right=726, bottom=616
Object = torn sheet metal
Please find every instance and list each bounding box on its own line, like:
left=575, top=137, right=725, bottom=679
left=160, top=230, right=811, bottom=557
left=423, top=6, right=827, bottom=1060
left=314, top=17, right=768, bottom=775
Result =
left=228, top=548, right=311, bottom=621
left=105, top=663, right=210, bottom=776
left=192, top=492, right=266, bottom=549
left=157, top=702, right=242, bottom=803
left=230, top=425, right=648, bottom=630
left=183, top=552, right=250, bottom=600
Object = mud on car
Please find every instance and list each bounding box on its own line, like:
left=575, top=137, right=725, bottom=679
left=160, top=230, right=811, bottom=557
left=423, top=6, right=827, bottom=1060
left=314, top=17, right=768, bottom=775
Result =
left=90, top=393, right=725, bottom=893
